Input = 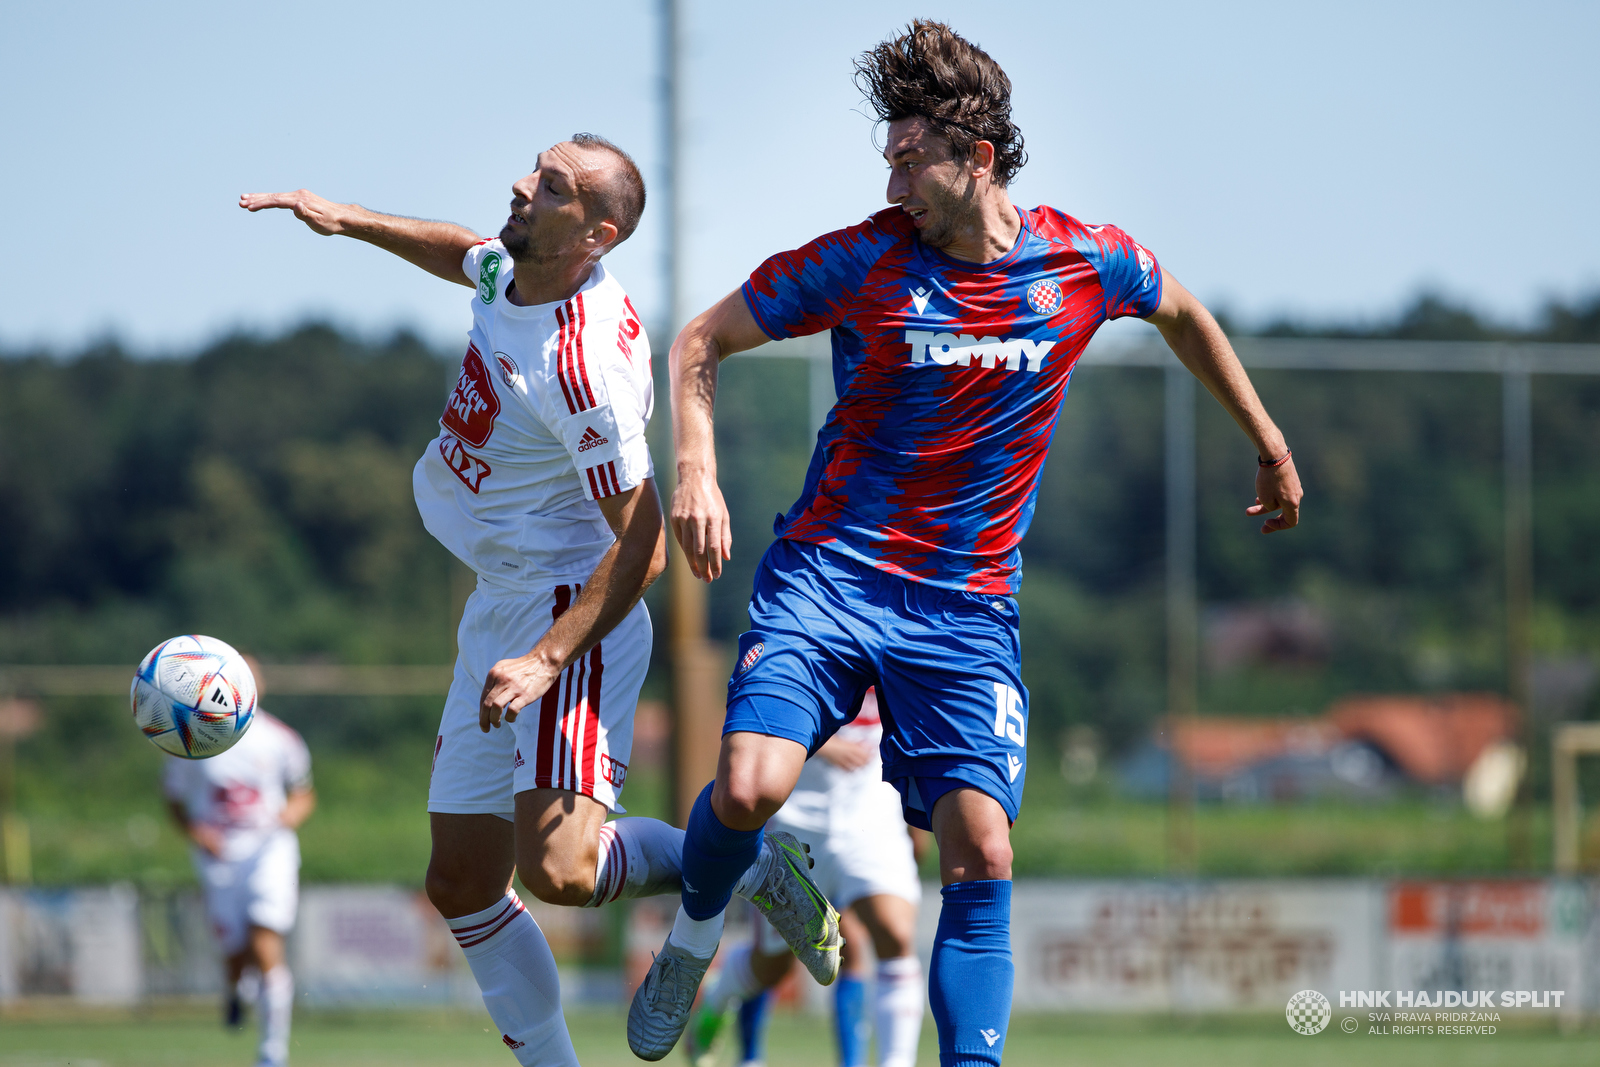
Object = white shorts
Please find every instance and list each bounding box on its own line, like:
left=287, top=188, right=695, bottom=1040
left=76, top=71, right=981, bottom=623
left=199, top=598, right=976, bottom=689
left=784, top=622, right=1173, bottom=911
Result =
left=756, top=781, right=921, bottom=954
left=196, top=831, right=300, bottom=954
left=428, top=581, right=651, bottom=817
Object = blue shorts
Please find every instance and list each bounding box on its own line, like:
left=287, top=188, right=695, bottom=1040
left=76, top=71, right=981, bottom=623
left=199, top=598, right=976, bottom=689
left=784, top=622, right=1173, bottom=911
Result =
left=724, top=538, right=1029, bottom=831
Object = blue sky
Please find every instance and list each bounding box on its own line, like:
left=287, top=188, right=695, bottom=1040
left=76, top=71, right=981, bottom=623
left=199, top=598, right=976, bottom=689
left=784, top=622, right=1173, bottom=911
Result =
left=3, top=1, right=1596, bottom=354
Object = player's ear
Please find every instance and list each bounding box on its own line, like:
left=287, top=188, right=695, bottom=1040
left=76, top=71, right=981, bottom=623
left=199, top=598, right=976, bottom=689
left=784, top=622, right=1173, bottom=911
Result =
left=969, top=140, right=997, bottom=181
left=588, top=218, right=620, bottom=252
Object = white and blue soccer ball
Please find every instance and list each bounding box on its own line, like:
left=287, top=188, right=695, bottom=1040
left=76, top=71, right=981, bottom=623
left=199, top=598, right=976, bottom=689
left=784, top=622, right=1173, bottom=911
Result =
left=130, top=635, right=257, bottom=759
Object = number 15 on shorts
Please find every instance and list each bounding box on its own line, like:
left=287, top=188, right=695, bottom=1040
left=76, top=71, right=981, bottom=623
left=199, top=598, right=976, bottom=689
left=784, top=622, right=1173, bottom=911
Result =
left=992, top=683, right=1026, bottom=746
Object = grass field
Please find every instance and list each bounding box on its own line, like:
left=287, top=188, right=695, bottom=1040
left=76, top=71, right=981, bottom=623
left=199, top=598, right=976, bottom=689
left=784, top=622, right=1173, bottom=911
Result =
left=2, top=1005, right=1597, bottom=1067
left=18, top=788, right=1570, bottom=886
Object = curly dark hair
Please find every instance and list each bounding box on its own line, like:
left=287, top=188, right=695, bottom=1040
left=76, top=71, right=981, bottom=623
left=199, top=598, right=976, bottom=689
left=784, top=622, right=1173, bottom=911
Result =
left=854, top=20, right=1027, bottom=187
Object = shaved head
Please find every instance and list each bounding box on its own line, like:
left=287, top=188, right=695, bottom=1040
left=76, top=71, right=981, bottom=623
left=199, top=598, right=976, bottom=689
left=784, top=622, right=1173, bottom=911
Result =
left=569, top=133, right=646, bottom=247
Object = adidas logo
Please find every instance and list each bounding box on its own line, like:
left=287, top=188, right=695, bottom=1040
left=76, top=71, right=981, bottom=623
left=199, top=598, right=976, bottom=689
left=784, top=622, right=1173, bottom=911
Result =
left=576, top=426, right=609, bottom=452
left=502, top=1034, right=526, bottom=1050
left=513, top=748, right=525, bottom=769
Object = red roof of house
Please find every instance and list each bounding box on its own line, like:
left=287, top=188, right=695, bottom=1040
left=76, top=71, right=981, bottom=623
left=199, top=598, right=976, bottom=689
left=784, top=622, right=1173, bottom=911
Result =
left=1328, top=693, right=1517, bottom=785
left=1165, top=692, right=1517, bottom=785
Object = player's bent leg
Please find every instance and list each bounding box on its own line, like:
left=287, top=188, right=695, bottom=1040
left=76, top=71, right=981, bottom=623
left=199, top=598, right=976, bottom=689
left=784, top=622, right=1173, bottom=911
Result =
left=223, top=950, right=250, bottom=1028
left=425, top=813, right=516, bottom=918
left=512, top=788, right=609, bottom=906
left=427, top=814, right=577, bottom=1067
left=850, top=895, right=924, bottom=1067
left=244, top=927, right=291, bottom=1067
left=708, top=734, right=842, bottom=984
left=631, top=733, right=823, bottom=1060
left=928, top=788, right=1013, bottom=1067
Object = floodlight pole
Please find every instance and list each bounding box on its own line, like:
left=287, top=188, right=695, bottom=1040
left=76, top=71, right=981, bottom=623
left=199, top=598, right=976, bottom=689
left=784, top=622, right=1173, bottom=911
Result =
left=1165, top=363, right=1198, bottom=874
left=1503, top=363, right=1535, bottom=867
left=660, top=0, right=726, bottom=828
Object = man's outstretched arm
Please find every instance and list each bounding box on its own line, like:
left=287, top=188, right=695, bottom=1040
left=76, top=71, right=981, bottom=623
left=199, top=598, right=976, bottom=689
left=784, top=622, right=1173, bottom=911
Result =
left=240, top=189, right=480, bottom=287
left=670, top=290, right=773, bottom=581
left=478, top=479, right=670, bottom=730
left=1145, top=271, right=1303, bottom=533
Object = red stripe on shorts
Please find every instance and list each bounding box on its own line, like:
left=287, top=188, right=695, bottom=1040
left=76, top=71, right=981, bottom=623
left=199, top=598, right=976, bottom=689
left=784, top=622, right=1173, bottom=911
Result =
left=535, top=586, right=575, bottom=784
left=581, top=641, right=604, bottom=795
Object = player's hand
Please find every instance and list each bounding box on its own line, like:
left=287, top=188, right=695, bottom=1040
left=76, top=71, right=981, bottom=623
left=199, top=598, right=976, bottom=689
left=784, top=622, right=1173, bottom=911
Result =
left=670, top=468, right=733, bottom=581
left=239, top=189, right=349, bottom=236
left=816, top=734, right=873, bottom=771
left=1247, top=454, right=1303, bottom=533
left=479, top=653, right=562, bottom=733
left=188, top=823, right=225, bottom=858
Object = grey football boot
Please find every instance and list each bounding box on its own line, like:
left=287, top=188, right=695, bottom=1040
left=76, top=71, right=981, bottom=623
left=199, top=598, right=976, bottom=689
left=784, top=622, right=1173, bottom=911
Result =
left=627, top=937, right=715, bottom=1061
left=746, top=830, right=843, bottom=985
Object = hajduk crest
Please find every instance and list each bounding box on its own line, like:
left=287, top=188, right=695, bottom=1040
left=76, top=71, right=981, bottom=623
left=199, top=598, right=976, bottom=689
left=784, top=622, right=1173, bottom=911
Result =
left=1026, top=278, right=1063, bottom=317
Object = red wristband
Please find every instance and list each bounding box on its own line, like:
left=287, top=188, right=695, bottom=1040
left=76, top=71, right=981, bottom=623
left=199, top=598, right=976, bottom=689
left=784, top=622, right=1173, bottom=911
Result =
left=1258, top=448, right=1292, bottom=468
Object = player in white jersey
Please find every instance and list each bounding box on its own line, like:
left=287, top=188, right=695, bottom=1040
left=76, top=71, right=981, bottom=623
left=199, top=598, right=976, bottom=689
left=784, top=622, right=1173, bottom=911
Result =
left=687, top=689, right=925, bottom=1067
left=164, top=664, right=314, bottom=1067
left=243, top=135, right=838, bottom=1067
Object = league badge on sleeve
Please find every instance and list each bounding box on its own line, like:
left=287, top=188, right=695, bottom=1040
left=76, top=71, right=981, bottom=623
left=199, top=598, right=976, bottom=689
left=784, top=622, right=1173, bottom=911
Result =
left=1026, top=278, right=1063, bottom=316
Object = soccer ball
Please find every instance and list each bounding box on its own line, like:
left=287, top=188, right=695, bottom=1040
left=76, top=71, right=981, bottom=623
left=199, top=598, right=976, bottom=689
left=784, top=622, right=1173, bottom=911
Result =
left=130, top=635, right=257, bottom=759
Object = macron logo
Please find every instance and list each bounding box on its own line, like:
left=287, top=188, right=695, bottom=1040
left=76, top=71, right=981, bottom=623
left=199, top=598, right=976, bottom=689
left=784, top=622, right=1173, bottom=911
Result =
left=905, top=330, right=1054, bottom=373
left=1007, top=754, right=1023, bottom=782
left=577, top=426, right=609, bottom=453
left=980, top=1028, right=1000, bottom=1047
left=909, top=286, right=932, bottom=315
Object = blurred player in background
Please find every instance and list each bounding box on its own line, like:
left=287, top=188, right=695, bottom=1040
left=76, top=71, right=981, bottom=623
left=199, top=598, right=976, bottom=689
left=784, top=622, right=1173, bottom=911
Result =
left=164, top=657, right=315, bottom=1067
left=646, top=20, right=1304, bottom=1066
left=243, top=136, right=832, bottom=1067
left=688, top=688, right=925, bottom=1067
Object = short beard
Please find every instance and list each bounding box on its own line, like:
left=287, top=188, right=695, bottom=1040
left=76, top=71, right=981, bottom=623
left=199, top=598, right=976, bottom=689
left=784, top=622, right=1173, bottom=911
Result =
left=915, top=175, right=981, bottom=250
left=496, top=223, right=566, bottom=266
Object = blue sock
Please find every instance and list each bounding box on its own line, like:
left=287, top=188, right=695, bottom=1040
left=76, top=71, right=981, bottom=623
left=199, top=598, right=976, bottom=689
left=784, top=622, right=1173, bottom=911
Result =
left=833, top=973, right=868, bottom=1067
left=738, top=987, right=771, bottom=1064
left=680, top=781, right=764, bottom=920
left=929, top=880, right=1012, bottom=1066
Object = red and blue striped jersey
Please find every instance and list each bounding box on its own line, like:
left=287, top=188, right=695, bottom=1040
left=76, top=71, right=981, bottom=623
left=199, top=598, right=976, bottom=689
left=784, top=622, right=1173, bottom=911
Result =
left=741, top=205, right=1162, bottom=594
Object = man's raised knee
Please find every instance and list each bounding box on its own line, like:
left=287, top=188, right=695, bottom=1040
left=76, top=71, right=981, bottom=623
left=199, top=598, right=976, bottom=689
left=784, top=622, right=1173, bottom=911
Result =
left=519, top=852, right=596, bottom=907
left=711, top=773, right=782, bottom=830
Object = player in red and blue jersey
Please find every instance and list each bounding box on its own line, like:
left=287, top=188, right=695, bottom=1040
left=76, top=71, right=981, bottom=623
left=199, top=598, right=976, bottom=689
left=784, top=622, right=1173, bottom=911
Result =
left=628, top=22, right=1303, bottom=1065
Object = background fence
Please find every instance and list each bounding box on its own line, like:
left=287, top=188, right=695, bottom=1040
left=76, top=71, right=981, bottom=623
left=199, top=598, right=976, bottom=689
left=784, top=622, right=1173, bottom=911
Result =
left=5, top=878, right=1595, bottom=1019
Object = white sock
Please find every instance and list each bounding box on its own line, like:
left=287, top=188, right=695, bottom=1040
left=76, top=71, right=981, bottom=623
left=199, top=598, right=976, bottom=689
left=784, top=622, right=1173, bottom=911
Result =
left=255, top=965, right=293, bottom=1067
left=702, top=942, right=763, bottom=1014
left=236, top=965, right=261, bottom=1005
left=668, top=905, right=726, bottom=960
left=874, top=956, right=924, bottom=1067
left=446, top=892, right=578, bottom=1067
left=731, top=838, right=773, bottom=901
left=585, top=818, right=684, bottom=906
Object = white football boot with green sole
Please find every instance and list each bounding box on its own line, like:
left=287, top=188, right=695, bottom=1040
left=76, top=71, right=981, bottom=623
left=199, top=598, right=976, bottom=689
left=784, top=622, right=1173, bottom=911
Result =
left=746, top=830, right=842, bottom=985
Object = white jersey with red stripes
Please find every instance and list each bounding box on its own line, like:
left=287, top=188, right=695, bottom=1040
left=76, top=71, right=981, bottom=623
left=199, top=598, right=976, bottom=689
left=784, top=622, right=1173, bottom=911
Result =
left=412, top=239, right=654, bottom=593
left=163, top=712, right=312, bottom=863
